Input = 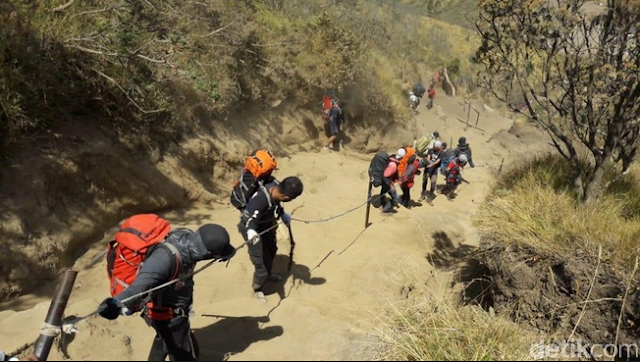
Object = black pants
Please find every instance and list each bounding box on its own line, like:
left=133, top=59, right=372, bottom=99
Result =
left=146, top=315, right=199, bottom=361
left=422, top=168, right=438, bottom=194
left=247, top=227, right=278, bottom=292
left=400, top=184, right=411, bottom=205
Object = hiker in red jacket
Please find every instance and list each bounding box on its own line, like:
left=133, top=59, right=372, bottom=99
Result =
left=427, top=84, right=436, bottom=109
left=443, top=154, right=468, bottom=201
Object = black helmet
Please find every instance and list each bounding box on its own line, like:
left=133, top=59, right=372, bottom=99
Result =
left=198, top=224, right=235, bottom=260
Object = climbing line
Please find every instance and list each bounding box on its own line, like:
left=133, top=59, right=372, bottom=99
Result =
left=291, top=194, right=385, bottom=224
left=53, top=224, right=282, bottom=334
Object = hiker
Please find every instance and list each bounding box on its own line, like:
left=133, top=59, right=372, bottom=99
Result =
left=426, top=84, right=436, bottom=109
left=238, top=176, right=304, bottom=301
left=368, top=149, right=404, bottom=214
left=443, top=154, right=468, bottom=200
left=439, top=142, right=457, bottom=176
left=98, top=220, right=236, bottom=361
left=380, top=148, right=405, bottom=213
left=230, top=149, right=278, bottom=211
left=323, top=99, right=343, bottom=151
left=419, top=140, right=444, bottom=202
left=409, top=92, right=420, bottom=112
left=414, top=131, right=440, bottom=157
left=398, top=153, right=422, bottom=208
left=455, top=137, right=475, bottom=168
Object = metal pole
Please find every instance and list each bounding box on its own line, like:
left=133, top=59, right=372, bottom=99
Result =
left=34, top=268, right=78, bottom=361
left=365, top=181, right=373, bottom=228
left=475, top=109, right=480, bottom=127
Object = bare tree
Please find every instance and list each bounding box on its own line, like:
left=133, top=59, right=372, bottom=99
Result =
left=476, top=0, right=640, bottom=203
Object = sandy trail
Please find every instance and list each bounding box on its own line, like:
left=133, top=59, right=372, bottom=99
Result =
left=0, top=95, right=536, bottom=361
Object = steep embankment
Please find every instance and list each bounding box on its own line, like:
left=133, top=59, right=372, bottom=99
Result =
left=0, top=96, right=549, bottom=360
left=0, top=0, right=481, bottom=302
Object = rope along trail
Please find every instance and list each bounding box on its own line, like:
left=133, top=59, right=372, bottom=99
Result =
left=39, top=193, right=385, bottom=340
left=46, top=223, right=283, bottom=337
left=291, top=194, right=385, bottom=224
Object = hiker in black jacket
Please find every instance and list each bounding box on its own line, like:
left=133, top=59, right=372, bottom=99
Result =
left=455, top=137, right=475, bottom=168
left=98, top=224, right=236, bottom=361
left=238, top=176, right=304, bottom=302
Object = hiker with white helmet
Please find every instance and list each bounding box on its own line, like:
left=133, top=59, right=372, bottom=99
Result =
left=442, top=154, right=468, bottom=201
left=419, top=140, right=444, bottom=203
left=409, top=91, right=420, bottom=112
left=455, top=136, right=475, bottom=168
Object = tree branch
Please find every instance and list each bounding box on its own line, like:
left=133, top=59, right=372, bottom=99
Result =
left=94, top=70, right=164, bottom=114
left=202, top=18, right=238, bottom=37
left=51, top=0, right=75, bottom=12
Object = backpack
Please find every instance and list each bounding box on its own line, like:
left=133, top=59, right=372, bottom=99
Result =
left=230, top=149, right=277, bottom=210
left=413, top=82, right=426, bottom=98
left=397, top=146, right=416, bottom=178
left=440, top=149, right=457, bottom=175
left=415, top=133, right=436, bottom=156
left=106, top=214, right=179, bottom=299
left=368, top=151, right=390, bottom=187
left=321, top=94, right=340, bottom=121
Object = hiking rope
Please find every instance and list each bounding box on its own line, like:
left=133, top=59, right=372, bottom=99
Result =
left=57, top=224, right=282, bottom=333
left=291, top=194, right=385, bottom=224
left=39, top=322, right=62, bottom=337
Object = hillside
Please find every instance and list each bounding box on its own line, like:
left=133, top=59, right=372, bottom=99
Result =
left=0, top=0, right=480, bottom=302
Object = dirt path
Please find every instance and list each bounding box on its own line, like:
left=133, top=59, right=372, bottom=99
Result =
left=0, top=96, right=536, bottom=361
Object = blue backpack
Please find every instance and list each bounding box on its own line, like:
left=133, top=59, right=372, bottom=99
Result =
left=440, top=149, right=456, bottom=175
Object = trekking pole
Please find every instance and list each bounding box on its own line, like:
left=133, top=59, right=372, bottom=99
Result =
left=34, top=268, right=78, bottom=361
left=287, top=224, right=295, bottom=272
left=364, top=181, right=372, bottom=229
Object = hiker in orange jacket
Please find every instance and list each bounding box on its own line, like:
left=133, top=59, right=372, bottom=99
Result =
left=398, top=153, right=422, bottom=208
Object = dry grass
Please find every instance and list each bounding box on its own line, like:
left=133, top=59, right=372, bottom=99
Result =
left=474, top=155, right=640, bottom=268
left=376, top=290, right=536, bottom=361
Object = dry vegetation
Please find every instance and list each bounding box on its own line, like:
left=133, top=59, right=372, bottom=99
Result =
left=475, top=154, right=640, bottom=268
left=0, top=0, right=480, bottom=157
left=377, top=290, right=536, bottom=361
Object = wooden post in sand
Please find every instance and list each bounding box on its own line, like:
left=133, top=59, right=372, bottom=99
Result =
left=34, top=268, right=78, bottom=361
left=365, top=181, right=373, bottom=228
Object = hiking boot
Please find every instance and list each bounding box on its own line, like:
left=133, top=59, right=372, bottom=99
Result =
left=418, top=191, right=427, bottom=201
left=267, top=273, right=283, bottom=282
left=382, top=208, right=397, bottom=214
left=322, top=146, right=332, bottom=152
left=254, top=291, right=267, bottom=302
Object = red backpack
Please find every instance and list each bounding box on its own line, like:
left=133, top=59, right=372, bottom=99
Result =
left=106, top=214, right=178, bottom=299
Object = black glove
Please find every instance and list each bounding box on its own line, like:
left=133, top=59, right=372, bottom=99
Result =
left=99, top=297, right=122, bottom=320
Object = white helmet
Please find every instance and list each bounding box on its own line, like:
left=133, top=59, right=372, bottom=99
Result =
left=396, top=148, right=407, bottom=159
left=458, top=154, right=468, bottom=164
left=434, top=141, right=443, bottom=149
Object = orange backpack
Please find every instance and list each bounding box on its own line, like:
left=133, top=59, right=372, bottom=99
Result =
left=244, top=149, right=277, bottom=179
left=397, top=146, right=416, bottom=178
left=106, top=214, right=178, bottom=299
left=230, top=149, right=278, bottom=210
